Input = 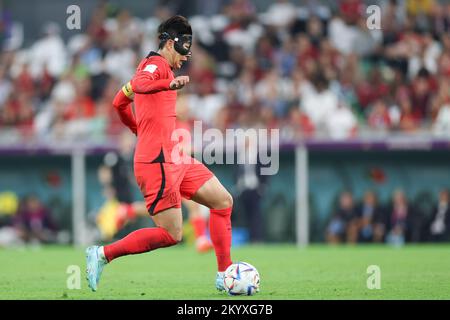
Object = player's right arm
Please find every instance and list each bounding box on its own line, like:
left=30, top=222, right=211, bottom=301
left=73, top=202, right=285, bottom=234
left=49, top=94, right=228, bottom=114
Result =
left=112, top=84, right=137, bottom=135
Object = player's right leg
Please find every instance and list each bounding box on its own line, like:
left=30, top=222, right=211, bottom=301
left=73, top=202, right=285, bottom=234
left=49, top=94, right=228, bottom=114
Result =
left=96, top=200, right=148, bottom=241
left=189, top=176, right=233, bottom=291
left=113, top=201, right=149, bottom=235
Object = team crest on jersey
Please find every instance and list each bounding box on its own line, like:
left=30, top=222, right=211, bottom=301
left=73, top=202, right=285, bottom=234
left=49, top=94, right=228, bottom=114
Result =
left=143, top=64, right=158, bottom=73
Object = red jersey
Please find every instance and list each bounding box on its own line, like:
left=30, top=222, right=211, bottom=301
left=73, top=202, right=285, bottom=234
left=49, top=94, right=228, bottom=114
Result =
left=130, top=52, right=177, bottom=164
left=111, top=52, right=214, bottom=215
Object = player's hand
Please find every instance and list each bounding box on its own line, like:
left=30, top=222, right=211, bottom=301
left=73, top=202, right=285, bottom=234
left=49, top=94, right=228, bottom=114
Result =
left=170, top=76, right=190, bottom=90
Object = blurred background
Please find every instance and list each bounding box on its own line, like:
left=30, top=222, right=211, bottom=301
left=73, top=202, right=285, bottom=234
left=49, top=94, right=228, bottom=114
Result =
left=0, top=0, right=449, bottom=248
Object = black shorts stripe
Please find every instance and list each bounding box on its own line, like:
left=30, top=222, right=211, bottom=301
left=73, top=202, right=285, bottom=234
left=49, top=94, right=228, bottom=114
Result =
left=150, top=148, right=165, bottom=163
left=149, top=162, right=166, bottom=215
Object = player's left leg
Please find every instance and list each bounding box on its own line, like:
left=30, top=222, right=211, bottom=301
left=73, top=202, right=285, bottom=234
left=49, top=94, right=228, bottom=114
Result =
left=87, top=161, right=186, bottom=292
left=190, top=176, right=233, bottom=262
left=86, top=207, right=181, bottom=292
left=103, top=207, right=182, bottom=262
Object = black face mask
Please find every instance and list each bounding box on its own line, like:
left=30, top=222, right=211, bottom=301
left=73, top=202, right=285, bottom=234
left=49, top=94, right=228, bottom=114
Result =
left=160, top=32, right=192, bottom=56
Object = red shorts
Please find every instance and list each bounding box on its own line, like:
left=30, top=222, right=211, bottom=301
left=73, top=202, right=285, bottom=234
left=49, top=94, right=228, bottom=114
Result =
left=134, top=157, right=214, bottom=215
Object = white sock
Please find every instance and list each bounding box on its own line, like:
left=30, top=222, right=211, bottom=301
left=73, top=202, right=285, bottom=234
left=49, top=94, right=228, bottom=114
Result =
left=217, top=271, right=224, bottom=277
left=97, top=246, right=107, bottom=263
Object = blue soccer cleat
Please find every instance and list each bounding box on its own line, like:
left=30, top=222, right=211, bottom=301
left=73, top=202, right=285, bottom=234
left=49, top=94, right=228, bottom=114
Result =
left=215, top=272, right=226, bottom=292
left=85, top=246, right=106, bottom=292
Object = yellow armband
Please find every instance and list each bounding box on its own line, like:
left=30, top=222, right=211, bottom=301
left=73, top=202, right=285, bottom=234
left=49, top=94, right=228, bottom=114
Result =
left=122, top=82, right=134, bottom=98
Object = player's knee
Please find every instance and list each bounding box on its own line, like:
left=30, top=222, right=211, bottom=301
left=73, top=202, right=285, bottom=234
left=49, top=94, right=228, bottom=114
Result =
left=168, top=228, right=183, bottom=243
left=217, top=191, right=233, bottom=209
left=226, top=192, right=233, bottom=208
left=174, top=233, right=183, bottom=243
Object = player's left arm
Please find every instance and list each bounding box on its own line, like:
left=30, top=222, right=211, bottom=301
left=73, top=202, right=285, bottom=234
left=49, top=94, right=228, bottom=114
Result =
left=130, top=61, right=189, bottom=93
left=130, top=61, right=172, bottom=94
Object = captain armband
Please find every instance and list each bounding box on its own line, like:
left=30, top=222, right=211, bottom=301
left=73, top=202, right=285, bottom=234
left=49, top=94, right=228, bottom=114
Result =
left=122, top=82, right=134, bottom=98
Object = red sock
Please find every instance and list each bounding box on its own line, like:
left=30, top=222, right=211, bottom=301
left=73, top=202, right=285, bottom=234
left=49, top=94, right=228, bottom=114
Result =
left=191, top=216, right=207, bottom=239
left=209, top=207, right=233, bottom=272
left=104, top=227, right=177, bottom=262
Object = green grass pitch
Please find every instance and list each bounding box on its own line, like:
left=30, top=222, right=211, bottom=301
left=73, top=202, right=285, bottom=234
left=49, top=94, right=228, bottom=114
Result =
left=0, top=244, right=449, bottom=299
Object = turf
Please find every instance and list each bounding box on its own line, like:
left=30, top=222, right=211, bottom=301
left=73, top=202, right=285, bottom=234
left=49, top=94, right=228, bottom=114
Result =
left=0, top=244, right=449, bottom=300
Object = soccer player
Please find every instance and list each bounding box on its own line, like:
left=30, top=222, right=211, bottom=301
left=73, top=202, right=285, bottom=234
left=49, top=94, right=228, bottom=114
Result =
left=96, top=96, right=213, bottom=252
left=86, top=15, right=233, bottom=292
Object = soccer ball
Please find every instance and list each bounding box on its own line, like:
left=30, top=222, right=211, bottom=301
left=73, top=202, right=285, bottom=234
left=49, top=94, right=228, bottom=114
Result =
left=223, top=262, right=260, bottom=296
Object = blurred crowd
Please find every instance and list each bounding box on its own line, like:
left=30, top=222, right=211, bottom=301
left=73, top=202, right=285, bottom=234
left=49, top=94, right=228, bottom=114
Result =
left=0, top=192, right=61, bottom=247
left=326, top=188, right=450, bottom=245
left=0, top=0, right=450, bottom=144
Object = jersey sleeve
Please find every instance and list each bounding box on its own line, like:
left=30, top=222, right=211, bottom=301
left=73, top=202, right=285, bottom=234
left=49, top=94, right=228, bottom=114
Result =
left=130, top=60, right=172, bottom=94
left=112, top=88, right=137, bottom=135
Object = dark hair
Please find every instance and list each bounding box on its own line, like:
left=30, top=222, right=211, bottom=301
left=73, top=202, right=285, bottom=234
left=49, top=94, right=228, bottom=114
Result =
left=311, top=70, right=329, bottom=92
left=157, top=15, right=192, bottom=49
left=417, top=67, right=430, bottom=79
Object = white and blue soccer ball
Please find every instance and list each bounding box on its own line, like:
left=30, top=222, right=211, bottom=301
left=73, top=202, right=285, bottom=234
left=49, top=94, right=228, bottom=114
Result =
left=223, top=262, right=260, bottom=296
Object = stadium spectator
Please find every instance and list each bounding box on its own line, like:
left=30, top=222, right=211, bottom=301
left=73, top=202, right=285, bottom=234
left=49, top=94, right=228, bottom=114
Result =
left=324, top=100, right=358, bottom=140
left=406, top=0, right=435, bottom=19
left=0, top=1, right=449, bottom=141
left=409, top=68, right=436, bottom=120
left=432, top=2, right=450, bottom=35
left=326, top=190, right=359, bottom=244
left=235, top=136, right=268, bottom=243
left=367, top=99, right=393, bottom=132
left=301, top=70, right=339, bottom=134
left=28, top=22, right=67, bottom=79
left=255, top=68, right=294, bottom=118
left=381, top=0, right=408, bottom=36
left=285, top=105, right=315, bottom=139
left=407, top=32, right=441, bottom=79
left=385, top=189, right=416, bottom=246
left=0, top=64, right=12, bottom=107
left=354, top=190, right=386, bottom=243
left=438, top=34, right=450, bottom=77
left=275, top=36, right=297, bottom=78
left=103, top=35, right=137, bottom=84
left=432, top=103, right=450, bottom=137
left=431, top=76, right=450, bottom=136
left=13, top=194, right=58, bottom=245
left=396, top=87, right=420, bottom=132
left=63, top=77, right=96, bottom=121
left=427, top=189, right=450, bottom=242
left=355, top=67, right=390, bottom=110
left=222, top=0, right=260, bottom=53
left=261, top=0, right=297, bottom=29
left=0, top=191, right=21, bottom=247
